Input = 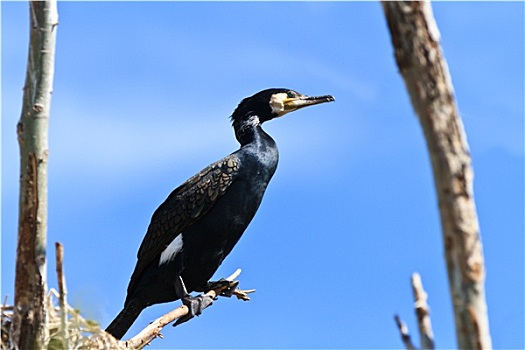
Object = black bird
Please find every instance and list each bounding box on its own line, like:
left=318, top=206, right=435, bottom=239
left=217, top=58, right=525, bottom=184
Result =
left=105, top=88, right=334, bottom=339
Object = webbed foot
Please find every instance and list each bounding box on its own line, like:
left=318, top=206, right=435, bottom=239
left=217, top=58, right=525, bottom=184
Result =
left=173, top=293, right=214, bottom=327
left=173, top=275, right=214, bottom=327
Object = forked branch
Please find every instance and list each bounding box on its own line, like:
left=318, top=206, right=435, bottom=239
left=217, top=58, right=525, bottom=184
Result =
left=395, top=273, right=434, bottom=350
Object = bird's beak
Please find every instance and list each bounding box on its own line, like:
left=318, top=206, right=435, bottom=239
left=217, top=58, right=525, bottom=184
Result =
left=283, top=94, right=335, bottom=112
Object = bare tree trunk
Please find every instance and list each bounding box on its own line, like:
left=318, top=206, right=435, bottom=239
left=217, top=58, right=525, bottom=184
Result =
left=381, top=2, right=491, bottom=349
left=12, top=1, right=58, bottom=349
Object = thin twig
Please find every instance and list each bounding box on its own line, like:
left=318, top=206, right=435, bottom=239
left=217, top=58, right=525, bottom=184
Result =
left=411, top=273, right=434, bottom=350
left=394, top=315, right=417, bottom=350
left=1, top=296, right=8, bottom=321
left=1, top=295, right=11, bottom=348
left=55, top=242, right=69, bottom=350
left=124, top=269, right=253, bottom=349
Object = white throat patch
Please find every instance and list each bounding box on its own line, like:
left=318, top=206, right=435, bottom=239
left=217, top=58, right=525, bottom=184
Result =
left=159, top=234, right=183, bottom=266
left=246, top=114, right=260, bottom=127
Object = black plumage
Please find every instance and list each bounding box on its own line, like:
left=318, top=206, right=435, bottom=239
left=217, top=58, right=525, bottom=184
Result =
left=105, top=88, right=334, bottom=339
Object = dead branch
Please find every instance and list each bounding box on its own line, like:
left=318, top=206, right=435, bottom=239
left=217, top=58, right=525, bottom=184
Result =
left=395, top=273, right=434, bottom=350
left=382, top=2, right=492, bottom=348
left=394, top=315, right=417, bottom=350
left=122, top=269, right=254, bottom=349
left=55, top=242, right=69, bottom=349
left=411, top=273, right=434, bottom=349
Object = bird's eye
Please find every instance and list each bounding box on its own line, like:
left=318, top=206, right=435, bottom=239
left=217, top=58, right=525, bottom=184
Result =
left=286, top=91, right=295, bottom=98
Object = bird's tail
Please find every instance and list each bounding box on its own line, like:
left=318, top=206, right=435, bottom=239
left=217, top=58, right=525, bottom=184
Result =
left=105, top=300, right=144, bottom=340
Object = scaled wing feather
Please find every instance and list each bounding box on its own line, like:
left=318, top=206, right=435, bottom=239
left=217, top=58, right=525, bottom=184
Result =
left=126, top=154, right=241, bottom=297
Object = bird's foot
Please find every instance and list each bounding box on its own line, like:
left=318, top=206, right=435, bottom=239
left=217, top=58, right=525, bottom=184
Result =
left=173, top=275, right=214, bottom=327
left=206, top=278, right=239, bottom=298
left=173, top=293, right=214, bottom=327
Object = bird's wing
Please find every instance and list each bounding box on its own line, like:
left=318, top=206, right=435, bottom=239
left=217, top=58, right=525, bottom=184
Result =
left=127, top=153, right=241, bottom=296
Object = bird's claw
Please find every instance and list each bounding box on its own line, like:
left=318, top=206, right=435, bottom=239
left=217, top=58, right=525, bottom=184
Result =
left=173, top=294, right=214, bottom=327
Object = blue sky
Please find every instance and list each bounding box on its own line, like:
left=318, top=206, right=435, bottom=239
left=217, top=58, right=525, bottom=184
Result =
left=2, top=1, right=523, bottom=349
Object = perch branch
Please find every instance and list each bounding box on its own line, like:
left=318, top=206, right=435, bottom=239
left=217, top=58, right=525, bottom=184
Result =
left=123, top=269, right=254, bottom=349
left=382, top=2, right=491, bottom=348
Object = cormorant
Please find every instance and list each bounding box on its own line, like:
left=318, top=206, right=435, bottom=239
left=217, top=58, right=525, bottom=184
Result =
left=105, top=88, right=334, bottom=339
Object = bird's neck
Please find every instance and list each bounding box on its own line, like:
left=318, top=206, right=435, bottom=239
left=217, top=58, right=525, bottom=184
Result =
left=233, top=114, right=278, bottom=169
left=234, top=115, right=279, bottom=183
left=234, top=114, right=271, bottom=147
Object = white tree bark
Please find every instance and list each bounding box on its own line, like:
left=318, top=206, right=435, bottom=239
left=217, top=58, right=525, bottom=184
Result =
left=382, top=2, right=491, bottom=349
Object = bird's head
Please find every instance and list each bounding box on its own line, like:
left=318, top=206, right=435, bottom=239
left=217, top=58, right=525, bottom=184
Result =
left=231, top=88, right=335, bottom=126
